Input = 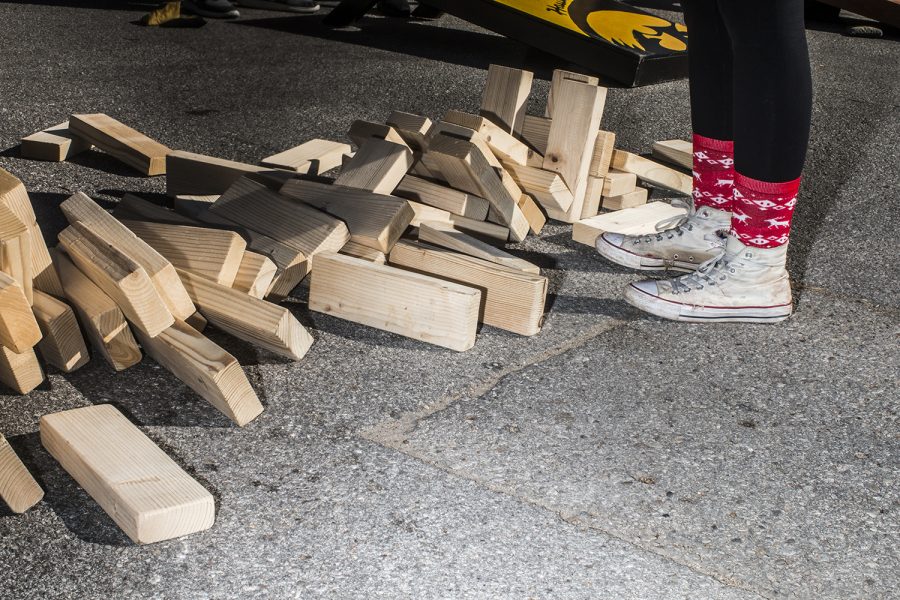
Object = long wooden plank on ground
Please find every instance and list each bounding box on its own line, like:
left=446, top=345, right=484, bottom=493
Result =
left=418, top=221, right=539, bottom=274
left=572, top=201, right=688, bottom=246
left=68, top=114, right=170, bottom=176
left=546, top=69, right=599, bottom=118
left=309, top=252, right=480, bottom=352
left=502, top=162, right=573, bottom=213
left=61, top=192, right=195, bottom=322
left=232, top=251, right=277, bottom=299
left=479, top=64, right=533, bottom=134
left=405, top=200, right=509, bottom=242
left=20, top=121, right=92, bottom=162
left=652, top=139, right=692, bottom=170
left=394, top=174, right=490, bottom=220
left=0, top=434, right=43, bottom=513
left=603, top=188, right=649, bottom=211
left=389, top=241, right=547, bottom=337
left=166, top=150, right=281, bottom=197
left=177, top=268, right=313, bottom=361
left=611, top=150, right=692, bottom=195
left=602, top=170, right=638, bottom=198
left=385, top=112, right=433, bottom=152
left=443, top=110, right=534, bottom=166
left=280, top=178, right=411, bottom=253
left=32, top=289, right=89, bottom=373
left=334, top=137, right=413, bottom=195
left=340, top=240, right=387, bottom=264
left=0, top=272, right=41, bottom=354
left=40, top=404, right=215, bottom=544
left=51, top=249, right=141, bottom=371
left=260, top=139, right=350, bottom=174
left=119, top=220, right=246, bottom=287
left=134, top=320, right=264, bottom=427
left=0, top=346, right=44, bottom=395
left=347, top=121, right=409, bottom=149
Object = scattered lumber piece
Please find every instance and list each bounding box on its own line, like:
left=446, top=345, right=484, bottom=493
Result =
left=652, top=139, right=692, bottom=170
left=334, top=137, right=413, bottom=194
left=442, top=110, right=533, bottom=166
left=20, top=121, right=91, bottom=162
left=134, top=320, right=264, bottom=427
left=0, top=232, right=33, bottom=306
left=389, top=241, right=548, bottom=336
left=385, top=111, right=433, bottom=152
left=232, top=251, right=277, bottom=299
left=611, top=150, right=692, bottom=195
left=40, top=404, right=215, bottom=544
left=519, top=114, right=550, bottom=155
left=394, top=174, right=490, bottom=220
left=502, top=162, right=573, bottom=213
left=347, top=120, right=408, bottom=149
left=479, top=64, right=533, bottom=134
left=517, top=193, right=547, bottom=235
left=583, top=177, right=605, bottom=218
left=602, top=170, right=638, bottom=198
left=0, top=169, right=31, bottom=241
left=309, top=252, right=480, bottom=352
left=405, top=200, right=509, bottom=242
left=52, top=249, right=142, bottom=371
left=428, top=122, right=503, bottom=170
left=603, top=188, right=649, bottom=211
left=0, top=346, right=44, bottom=395
left=32, top=289, right=89, bottom=373
left=0, top=271, right=41, bottom=354
left=588, top=130, right=617, bottom=183
left=340, top=240, right=387, bottom=264
left=546, top=70, right=599, bottom=118
left=572, top=201, right=687, bottom=246
left=0, top=434, right=44, bottom=513
left=28, top=223, right=64, bottom=299
left=418, top=221, right=539, bottom=274
left=260, top=139, right=350, bottom=174
left=178, top=268, right=313, bottom=361
left=166, top=150, right=278, bottom=197
left=68, top=114, right=170, bottom=176
left=280, top=179, right=411, bottom=253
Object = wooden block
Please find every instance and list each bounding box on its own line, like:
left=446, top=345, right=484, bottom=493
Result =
left=309, top=252, right=480, bottom=352
left=480, top=64, right=533, bottom=134
left=394, top=175, right=490, bottom=220
left=32, top=289, right=89, bottom=373
left=519, top=114, right=551, bottom=155
left=611, top=150, right=692, bottom=195
left=20, top=121, right=91, bottom=162
left=443, top=110, right=534, bottom=167
left=583, top=177, right=605, bottom=219
left=588, top=131, right=617, bottom=179
left=334, top=137, right=413, bottom=195
left=232, top=251, right=277, bottom=299
left=166, top=150, right=276, bottom=197
left=0, top=170, right=30, bottom=241
left=602, top=170, right=638, bottom=198
left=546, top=70, right=599, bottom=118
left=502, top=162, right=573, bottom=213
left=517, top=193, right=546, bottom=235
left=185, top=311, right=207, bottom=333
left=29, top=223, right=65, bottom=299
left=405, top=200, right=509, bottom=242
left=135, top=320, right=263, bottom=426
left=178, top=268, right=313, bottom=361
left=40, top=404, right=215, bottom=543
left=52, top=249, right=141, bottom=371
left=428, top=122, right=502, bottom=170
left=0, top=434, right=43, bottom=513
left=280, top=179, right=411, bottom=253
left=0, top=346, right=44, bottom=395
left=119, top=220, right=246, bottom=287
left=340, top=240, right=387, bottom=264
left=385, top=112, right=433, bottom=152
left=347, top=120, right=409, bottom=149
left=61, top=192, right=195, bottom=322
left=418, top=221, right=539, bottom=274
left=172, top=194, right=219, bottom=214
left=260, top=139, right=350, bottom=174
left=389, top=241, right=547, bottom=336
left=0, top=272, right=41, bottom=354
left=572, top=201, right=687, bottom=247
left=652, top=139, right=693, bottom=170
left=602, top=188, right=649, bottom=211
left=68, top=114, right=170, bottom=176
left=0, top=233, right=33, bottom=306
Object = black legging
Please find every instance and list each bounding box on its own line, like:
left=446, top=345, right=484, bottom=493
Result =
left=682, top=0, right=812, bottom=182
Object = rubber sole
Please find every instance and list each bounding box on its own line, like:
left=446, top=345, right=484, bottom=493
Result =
left=595, top=235, right=699, bottom=273
left=625, top=283, right=793, bottom=323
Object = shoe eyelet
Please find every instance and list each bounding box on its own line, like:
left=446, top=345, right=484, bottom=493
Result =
left=688, top=256, right=694, bottom=261
left=673, top=254, right=679, bottom=259
left=729, top=268, right=735, bottom=273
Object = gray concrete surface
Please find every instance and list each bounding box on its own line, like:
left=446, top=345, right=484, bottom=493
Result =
left=0, top=2, right=897, bottom=599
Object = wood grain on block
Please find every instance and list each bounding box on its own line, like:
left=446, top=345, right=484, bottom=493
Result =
left=68, top=114, right=170, bottom=176
left=185, top=311, right=207, bottom=333
left=517, top=193, right=546, bottom=235
left=172, top=194, right=219, bottom=215
left=52, top=249, right=140, bottom=371
left=20, top=121, right=91, bottom=162
left=40, top=404, right=215, bottom=544
left=309, top=252, right=480, bottom=352
left=334, top=137, right=413, bottom=195
left=611, top=150, right=692, bottom=195
left=602, top=170, right=638, bottom=198
left=405, top=200, right=509, bottom=242
left=261, top=139, right=350, bottom=174
left=588, top=130, right=617, bottom=179
left=583, top=177, right=605, bottom=218
left=61, top=192, right=195, bottom=322
left=29, top=223, right=65, bottom=299
left=135, top=320, right=263, bottom=426
left=443, top=110, right=533, bottom=166
left=232, top=252, right=277, bottom=299
left=120, top=220, right=246, bottom=287
left=479, top=64, right=533, bottom=134
left=347, top=121, right=408, bottom=149
left=0, top=169, right=30, bottom=240
left=394, top=175, right=490, bottom=220
left=0, top=271, right=41, bottom=353
left=652, top=139, right=693, bottom=170
left=0, top=233, right=33, bottom=305
left=427, top=122, right=502, bottom=169
left=385, top=112, right=433, bottom=152
left=178, top=269, right=313, bottom=361
left=418, top=221, right=539, bottom=274
left=389, top=241, right=547, bottom=336
left=546, top=69, right=599, bottom=118
left=280, top=179, right=410, bottom=254
left=502, top=162, right=573, bottom=213
left=572, top=201, right=687, bottom=246
left=519, top=115, right=551, bottom=155
left=0, top=434, right=43, bottom=513
left=0, top=346, right=43, bottom=394
left=32, top=289, right=89, bottom=373
left=340, top=240, right=387, bottom=264
left=602, top=188, right=649, bottom=211
left=166, top=150, right=274, bottom=197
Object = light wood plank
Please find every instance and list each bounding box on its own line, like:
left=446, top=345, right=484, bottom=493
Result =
left=0, top=346, right=44, bottom=395
left=517, top=192, right=547, bottom=235
left=546, top=69, right=599, bottom=118
left=261, top=139, right=350, bottom=174
left=602, top=170, right=638, bottom=197
left=602, top=188, right=649, bottom=211
left=427, top=122, right=502, bottom=169
left=0, top=233, right=33, bottom=306
left=587, top=130, right=617, bottom=185
left=479, top=64, right=533, bottom=134
left=340, top=240, right=387, bottom=264
left=334, top=137, right=413, bottom=195
left=68, top=114, right=170, bottom=176
left=405, top=200, right=509, bottom=242
left=385, top=112, right=433, bottom=152
left=442, top=110, right=534, bottom=166
left=394, top=174, right=490, bottom=220
left=418, top=221, right=539, bottom=274
left=32, top=289, right=89, bottom=373
left=502, top=162, right=573, bottom=213
left=0, top=271, right=41, bottom=354
left=185, top=311, right=207, bottom=333
left=20, top=120, right=91, bottom=162
left=519, top=114, right=551, bottom=155
left=572, top=201, right=688, bottom=246
left=0, top=434, right=43, bottom=513
left=232, top=251, right=277, bottom=299
left=583, top=176, right=605, bottom=218
left=347, top=121, right=409, bottom=149
left=652, top=139, right=693, bottom=170
left=611, top=150, right=692, bottom=195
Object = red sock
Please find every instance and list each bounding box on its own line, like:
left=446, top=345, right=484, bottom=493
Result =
left=692, top=134, right=734, bottom=211
left=731, top=173, right=801, bottom=248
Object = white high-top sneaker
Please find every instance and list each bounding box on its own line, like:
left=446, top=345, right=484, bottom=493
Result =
left=624, top=235, right=793, bottom=323
left=596, top=204, right=731, bottom=272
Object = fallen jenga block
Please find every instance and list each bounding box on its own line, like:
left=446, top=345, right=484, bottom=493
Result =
left=334, top=137, right=413, bottom=194
left=572, top=201, right=688, bottom=246
left=260, top=139, right=351, bottom=174
left=519, top=114, right=551, bottom=155
left=585, top=131, right=617, bottom=219
left=583, top=177, right=605, bottom=218
left=280, top=179, right=411, bottom=253
left=480, top=64, right=533, bottom=134
left=602, top=188, right=649, bottom=211
left=134, top=320, right=264, bottom=427
left=652, top=139, right=693, bottom=170
left=0, top=272, right=41, bottom=354
left=20, top=121, right=91, bottom=162
left=232, top=251, right=277, bottom=299
left=428, top=122, right=502, bottom=169
left=442, top=110, right=533, bottom=166
left=177, top=268, right=313, bottom=361
left=405, top=200, right=509, bottom=242
left=389, top=241, right=547, bottom=336
left=28, top=223, right=64, bottom=299
left=518, top=116, right=615, bottom=182
left=385, top=111, right=433, bottom=152
left=502, top=162, right=573, bottom=213
left=517, top=193, right=546, bottom=235
left=166, top=150, right=279, bottom=196
left=0, top=232, right=32, bottom=306
left=418, top=221, right=539, bottom=274
left=32, top=289, right=89, bottom=373
left=340, top=240, right=387, bottom=264
left=185, top=311, right=207, bottom=333
left=611, top=150, right=692, bottom=195
left=394, top=175, right=490, bottom=220
left=0, top=346, right=43, bottom=395
left=309, top=252, right=480, bottom=352
left=0, top=434, right=43, bottom=513
left=40, top=404, right=215, bottom=544
left=52, top=249, right=141, bottom=371
left=546, top=69, right=599, bottom=118
left=347, top=120, right=408, bottom=149
left=602, top=170, right=638, bottom=198
left=68, top=114, right=170, bottom=176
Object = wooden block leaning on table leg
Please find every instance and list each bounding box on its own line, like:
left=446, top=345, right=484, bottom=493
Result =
left=0, top=346, right=44, bottom=395
left=347, top=121, right=409, bottom=149
left=385, top=112, right=433, bottom=153
left=546, top=69, right=599, bottom=118
left=309, top=252, right=481, bottom=352
left=442, top=110, right=534, bottom=167
left=418, top=221, right=539, bottom=274
left=602, top=170, right=638, bottom=198
left=405, top=200, right=509, bottom=243
left=611, top=150, right=692, bottom=196
left=389, top=241, right=548, bottom=337
left=340, top=240, right=386, bottom=264
left=334, top=137, right=413, bottom=195
left=232, top=251, right=277, bottom=299
left=31, top=289, right=89, bottom=373
left=394, top=174, right=490, bottom=220
left=572, top=201, right=688, bottom=247
left=502, top=162, right=573, bottom=213
left=0, top=271, right=41, bottom=354
left=40, top=404, right=215, bottom=544
left=260, top=139, right=351, bottom=174
left=20, top=121, right=92, bottom=162
left=68, top=114, right=170, bottom=176
left=177, top=268, right=313, bottom=361
left=603, top=188, right=649, bottom=211
left=0, top=434, right=43, bottom=513
left=652, top=139, right=693, bottom=170
left=480, top=64, right=534, bottom=135
left=166, top=150, right=282, bottom=197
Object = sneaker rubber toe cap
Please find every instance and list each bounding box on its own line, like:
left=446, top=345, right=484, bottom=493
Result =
left=629, top=280, right=659, bottom=297
left=599, top=232, right=625, bottom=249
